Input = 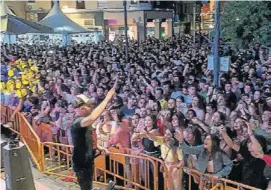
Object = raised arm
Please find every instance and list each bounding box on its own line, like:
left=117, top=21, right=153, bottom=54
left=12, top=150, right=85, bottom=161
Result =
left=191, top=117, right=210, bottom=134
left=174, top=130, right=204, bottom=155
left=80, top=78, right=118, bottom=127
left=73, top=71, right=83, bottom=88
left=220, top=126, right=240, bottom=152
left=179, top=141, right=204, bottom=155
left=92, top=71, right=98, bottom=86
left=10, top=99, right=23, bottom=121
left=141, top=77, right=155, bottom=96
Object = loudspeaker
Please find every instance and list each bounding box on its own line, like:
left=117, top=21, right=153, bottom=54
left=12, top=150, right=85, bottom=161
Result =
left=0, top=138, right=8, bottom=168
left=3, top=141, right=35, bottom=190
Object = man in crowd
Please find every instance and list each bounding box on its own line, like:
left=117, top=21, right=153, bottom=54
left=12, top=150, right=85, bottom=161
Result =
left=1, top=35, right=270, bottom=190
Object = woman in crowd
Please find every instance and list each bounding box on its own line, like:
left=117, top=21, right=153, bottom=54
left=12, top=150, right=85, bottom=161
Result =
left=132, top=115, right=162, bottom=190
left=220, top=123, right=268, bottom=189
left=182, top=125, right=203, bottom=190
left=2, top=35, right=271, bottom=190
left=175, top=131, right=233, bottom=190
left=141, top=128, right=184, bottom=190
left=191, top=96, right=205, bottom=121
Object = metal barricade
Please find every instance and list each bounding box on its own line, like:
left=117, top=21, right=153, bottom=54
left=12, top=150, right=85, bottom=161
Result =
left=19, top=113, right=43, bottom=171
left=41, top=142, right=161, bottom=190
left=37, top=123, right=53, bottom=142
left=1, top=106, right=7, bottom=125
left=0, top=106, right=264, bottom=190
left=1, top=106, right=20, bottom=134
left=181, top=167, right=260, bottom=190
left=123, top=148, right=169, bottom=190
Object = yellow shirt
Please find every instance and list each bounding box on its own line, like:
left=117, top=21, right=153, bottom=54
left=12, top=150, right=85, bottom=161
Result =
left=159, top=99, right=168, bottom=110
left=154, top=137, right=183, bottom=163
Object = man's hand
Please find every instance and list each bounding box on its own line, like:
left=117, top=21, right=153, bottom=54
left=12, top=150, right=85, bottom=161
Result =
left=219, top=125, right=227, bottom=134
left=246, top=122, right=254, bottom=136
left=251, top=150, right=264, bottom=159
left=113, top=76, right=118, bottom=89
left=107, top=77, right=118, bottom=98
left=174, top=130, right=184, bottom=143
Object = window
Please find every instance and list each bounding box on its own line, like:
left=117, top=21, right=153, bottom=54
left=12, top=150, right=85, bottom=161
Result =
left=76, top=0, right=85, bottom=9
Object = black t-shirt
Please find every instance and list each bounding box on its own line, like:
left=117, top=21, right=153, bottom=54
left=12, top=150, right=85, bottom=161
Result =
left=71, top=117, right=94, bottom=172
left=238, top=143, right=267, bottom=189
left=224, top=92, right=237, bottom=110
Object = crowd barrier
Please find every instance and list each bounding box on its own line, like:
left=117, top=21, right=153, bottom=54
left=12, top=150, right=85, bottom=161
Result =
left=19, top=113, right=44, bottom=171
left=42, top=142, right=164, bottom=190
left=1, top=106, right=43, bottom=170
left=1, top=106, right=20, bottom=134
left=0, top=106, right=262, bottom=190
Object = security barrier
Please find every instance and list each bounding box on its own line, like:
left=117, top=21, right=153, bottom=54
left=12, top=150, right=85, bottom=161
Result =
left=1, top=106, right=7, bottom=125
left=41, top=142, right=165, bottom=190
left=210, top=182, right=257, bottom=190
left=1, top=106, right=20, bottom=134
left=1, top=106, right=43, bottom=171
left=19, top=113, right=44, bottom=171
left=36, top=123, right=53, bottom=142
left=0, top=106, right=262, bottom=190
left=178, top=167, right=260, bottom=190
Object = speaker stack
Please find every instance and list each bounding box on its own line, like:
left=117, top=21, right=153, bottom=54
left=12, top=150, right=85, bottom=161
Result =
left=1, top=138, right=8, bottom=169
left=2, top=139, right=35, bottom=190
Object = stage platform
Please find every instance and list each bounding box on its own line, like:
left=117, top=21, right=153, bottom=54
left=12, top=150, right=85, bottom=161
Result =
left=0, top=178, right=51, bottom=190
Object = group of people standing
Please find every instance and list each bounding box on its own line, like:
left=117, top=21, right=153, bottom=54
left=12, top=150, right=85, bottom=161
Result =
left=1, top=35, right=271, bottom=190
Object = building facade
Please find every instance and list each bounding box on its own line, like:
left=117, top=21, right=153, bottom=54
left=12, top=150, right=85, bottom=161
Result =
left=5, top=0, right=174, bottom=41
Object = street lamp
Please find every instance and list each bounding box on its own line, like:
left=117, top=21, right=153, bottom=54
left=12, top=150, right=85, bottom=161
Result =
left=213, top=0, right=220, bottom=87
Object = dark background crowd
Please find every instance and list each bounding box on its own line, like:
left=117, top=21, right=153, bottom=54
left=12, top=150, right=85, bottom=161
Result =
left=1, top=35, right=271, bottom=190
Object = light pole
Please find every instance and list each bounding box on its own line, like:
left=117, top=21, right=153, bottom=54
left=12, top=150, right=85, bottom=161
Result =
left=193, top=3, right=196, bottom=45
left=123, top=0, right=129, bottom=63
left=213, top=0, right=220, bottom=87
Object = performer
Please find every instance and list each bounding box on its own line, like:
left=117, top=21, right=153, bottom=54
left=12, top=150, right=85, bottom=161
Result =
left=71, top=78, right=118, bottom=190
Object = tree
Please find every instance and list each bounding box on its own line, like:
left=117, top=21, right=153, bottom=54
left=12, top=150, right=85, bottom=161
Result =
left=221, top=1, right=271, bottom=48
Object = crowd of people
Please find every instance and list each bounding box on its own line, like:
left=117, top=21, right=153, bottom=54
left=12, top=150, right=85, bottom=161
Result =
left=1, top=35, right=271, bottom=190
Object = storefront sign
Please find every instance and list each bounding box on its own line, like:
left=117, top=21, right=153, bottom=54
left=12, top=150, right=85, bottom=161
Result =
left=108, top=20, right=118, bottom=25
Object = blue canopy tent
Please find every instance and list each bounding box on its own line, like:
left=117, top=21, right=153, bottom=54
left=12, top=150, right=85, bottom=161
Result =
left=0, top=2, right=53, bottom=44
